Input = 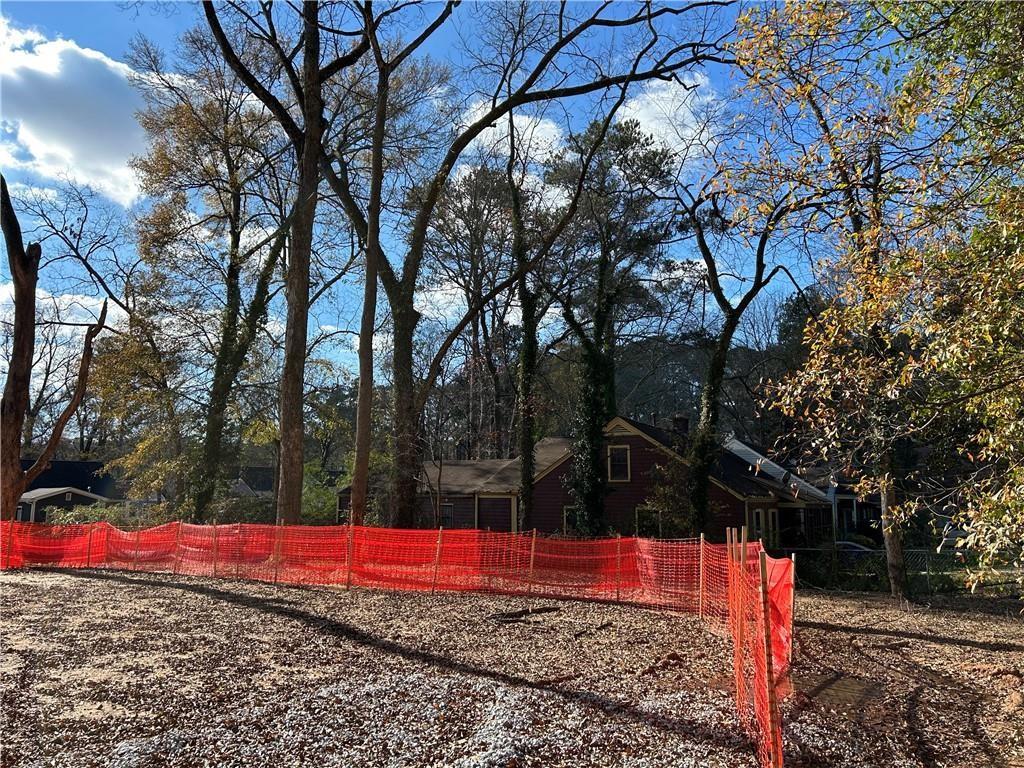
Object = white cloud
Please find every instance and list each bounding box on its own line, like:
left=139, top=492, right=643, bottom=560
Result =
left=460, top=100, right=564, bottom=163
left=619, top=73, right=718, bottom=161
left=0, top=281, right=128, bottom=333
left=0, top=16, right=146, bottom=206
left=416, top=279, right=466, bottom=323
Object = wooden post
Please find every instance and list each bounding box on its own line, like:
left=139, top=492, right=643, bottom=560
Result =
left=85, top=523, right=94, bottom=568
left=698, top=533, right=705, bottom=620
left=527, top=529, right=537, bottom=593
left=273, top=521, right=283, bottom=584
left=759, top=550, right=785, bottom=768
left=4, top=519, right=13, bottom=569
left=735, top=527, right=749, bottom=709
left=172, top=521, right=182, bottom=575
left=615, top=534, right=622, bottom=602
left=726, top=527, right=736, bottom=639
left=132, top=523, right=142, bottom=572
left=235, top=522, right=242, bottom=580
left=345, top=520, right=354, bottom=590
left=212, top=521, right=219, bottom=579
left=431, top=527, right=444, bottom=594
left=789, top=553, right=797, bottom=665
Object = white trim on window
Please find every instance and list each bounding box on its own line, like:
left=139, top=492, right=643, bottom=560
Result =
left=607, top=444, right=631, bottom=483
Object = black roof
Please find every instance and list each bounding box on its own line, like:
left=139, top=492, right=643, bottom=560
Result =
left=225, top=466, right=276, bottom=494
left=20, top=459, right=120, bottom=498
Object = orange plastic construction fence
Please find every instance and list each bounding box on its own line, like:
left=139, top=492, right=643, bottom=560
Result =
left=0, top=520, right=793, bottom=767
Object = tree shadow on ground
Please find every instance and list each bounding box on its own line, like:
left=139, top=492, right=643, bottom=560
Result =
left=795, top=618, right=1024, bottom=653
left=52, top=568, right=756, bottom=760
left=800, top=587, right=1023, bottom=619
left=788, top=613, right=1012, bottom=768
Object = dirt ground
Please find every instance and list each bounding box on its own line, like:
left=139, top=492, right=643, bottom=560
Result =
left=0, top=570, right=1021, bottom=768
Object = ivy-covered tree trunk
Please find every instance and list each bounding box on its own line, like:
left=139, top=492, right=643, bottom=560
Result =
left=190, top=189, right=243, bottom=522
left=569, top=340, right=616, bottom=535
left=516, top=279, right=538, bottom=529
left=689, top=311, right=740, bottom=527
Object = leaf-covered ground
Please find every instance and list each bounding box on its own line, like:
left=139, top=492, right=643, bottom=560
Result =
left=1, top=569, right=1021, bottom=767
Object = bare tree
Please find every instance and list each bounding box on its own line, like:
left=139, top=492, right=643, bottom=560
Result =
left=326, top=0, right=731, bottom=526
left=203, top=0, right=369, bottom=522
left=1, top=176, right=107, bottom=519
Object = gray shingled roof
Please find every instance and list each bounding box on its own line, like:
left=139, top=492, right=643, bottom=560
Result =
left=420, top=437, right=572, bottom=495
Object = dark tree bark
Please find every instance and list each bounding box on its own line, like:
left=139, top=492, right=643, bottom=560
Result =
left=390, top=300, right=422, bottom=527
left=349, top=5, right=389, bottom=525
left=190, top=222, right=284, bottom=522
left=506, top=126, right=537, bottom=528
left=687, top=310, right=741, bottom=528
left=204, top=0, right=366, bottom=524
left=1, top=175, right=107, bottom=519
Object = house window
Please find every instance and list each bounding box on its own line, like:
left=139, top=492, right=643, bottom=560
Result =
left=440, top=503, right=454, bottom=528
left=65, top=492, right=73, bottom=501
left=562, top=506, right=577, bottom=534
left=607, top=445, right=631, bottom=482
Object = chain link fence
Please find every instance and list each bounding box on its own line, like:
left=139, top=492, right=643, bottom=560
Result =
left=776, top=546, right=973, bottom=594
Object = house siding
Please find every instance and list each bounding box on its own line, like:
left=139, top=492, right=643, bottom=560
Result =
left=20, top=492, right=104, bottom=523
left=527, top=435, right=750, bottom=538
left=477, top=497, right=514, bottom=532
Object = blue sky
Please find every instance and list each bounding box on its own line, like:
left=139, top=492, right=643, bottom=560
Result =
left=2, top=2, right=805, bottom=375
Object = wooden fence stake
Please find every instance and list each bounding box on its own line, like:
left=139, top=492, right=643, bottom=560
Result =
left=735, top=527, right=749, bottom=710
left=85, top=523, right=94, bottom=568
left=615, top=534, right=622, bottom=602
left=4, top=519, right=13, bottom=569
left=698, top=533, right=705, bottom=620
left=528, top=529, right=537, bottom=593
left=345, top=520, right=354, bottom=590
left=759, top=550, right=785, bottom=768
left=431, top=527, right=444, bottom=594
left=789, top=553, right=797, bottom=666
left=132, top=524, right=142, bottom=572
left=273, top=521, right=283, bottom=584
left=172, top=520, right=182, bottom=575
left=212, top=521, right=219, bottom=578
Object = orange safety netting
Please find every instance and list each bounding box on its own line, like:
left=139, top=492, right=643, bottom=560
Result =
left=0, top=520, right=793, bottom=767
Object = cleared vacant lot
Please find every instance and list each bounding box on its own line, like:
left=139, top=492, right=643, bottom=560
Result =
left=1, top=570, right=1021, bottom=768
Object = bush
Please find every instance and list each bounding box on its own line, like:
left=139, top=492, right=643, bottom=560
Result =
left=47, top=502, right=178, bottom=528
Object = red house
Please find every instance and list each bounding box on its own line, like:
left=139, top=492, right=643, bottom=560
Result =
left=338, top=416, right=832, bottom=545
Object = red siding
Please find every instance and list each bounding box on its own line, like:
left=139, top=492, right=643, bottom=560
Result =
left=526, top=434, right=749, bottom=538
left=477, top=497, right=514, bottom=531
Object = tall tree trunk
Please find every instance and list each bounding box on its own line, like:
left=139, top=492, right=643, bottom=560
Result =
left=191, top=213, right=242, bottom=522
left=350, top=249, right=377, bottom=525
left=390, top=299, right=421, bottom=527
left=689, top=311, right=740, bottom=527
left=569, top=341, right=616, bottom=535
left=879, top=450, right=908, bottom=599
left=516, top=281, right=538, bottom=529
left=276, top=1, right=323, bottom=524
left=350, top=42, right=389, bottom=526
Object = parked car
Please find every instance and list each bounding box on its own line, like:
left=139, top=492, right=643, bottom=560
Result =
left=834, top=540, right=876, bottom=555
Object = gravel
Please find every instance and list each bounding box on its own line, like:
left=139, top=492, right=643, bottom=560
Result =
left=2, top=569, right=1020, bottom=767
